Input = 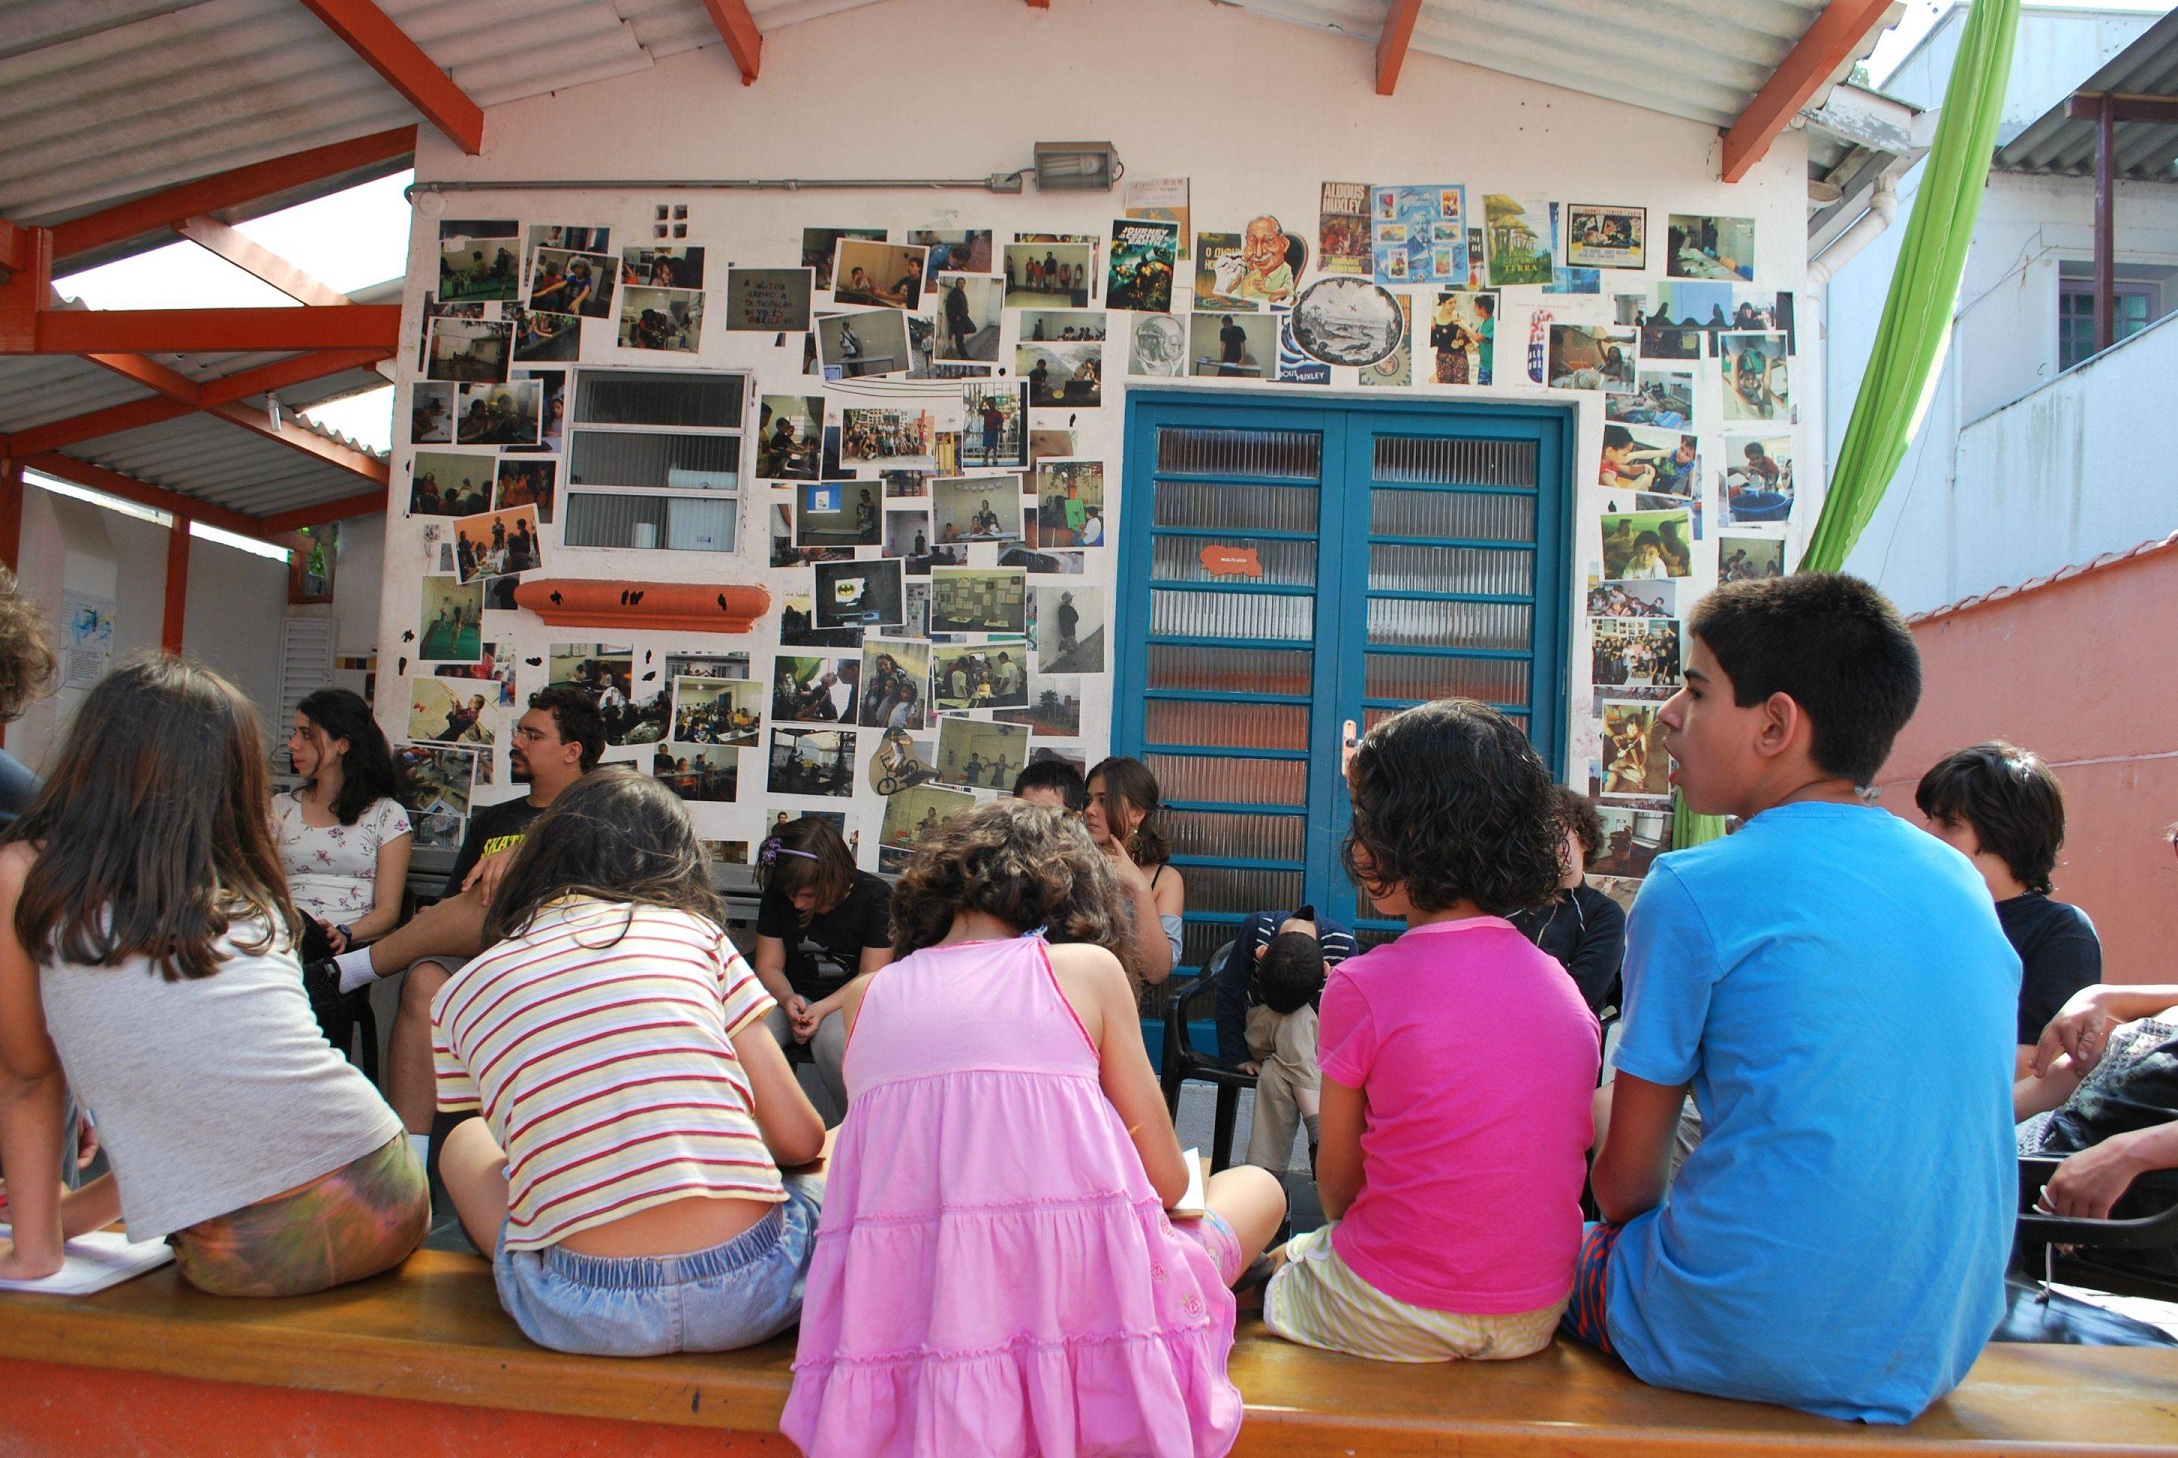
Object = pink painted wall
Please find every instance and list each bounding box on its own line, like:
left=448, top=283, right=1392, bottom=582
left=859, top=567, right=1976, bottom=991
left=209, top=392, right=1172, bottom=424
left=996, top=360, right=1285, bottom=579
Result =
left=1872, top=544, right=2178, bottom=985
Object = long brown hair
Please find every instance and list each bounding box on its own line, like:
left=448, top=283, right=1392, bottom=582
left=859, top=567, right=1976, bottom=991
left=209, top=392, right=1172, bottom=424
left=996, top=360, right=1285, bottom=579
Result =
left=10, top=656, right=297, bottom=980
left=757, top=814, right=857, bottom=920
left=1088, top=756, right=1169, bottom=867
left=482, top=769, right=725, bottom=945
left=890, top=798, right=1133, bottom=978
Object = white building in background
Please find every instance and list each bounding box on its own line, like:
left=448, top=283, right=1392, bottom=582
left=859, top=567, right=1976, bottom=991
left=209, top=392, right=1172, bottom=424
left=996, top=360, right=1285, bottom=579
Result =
left=1828, top=2, right=2178, bottom=616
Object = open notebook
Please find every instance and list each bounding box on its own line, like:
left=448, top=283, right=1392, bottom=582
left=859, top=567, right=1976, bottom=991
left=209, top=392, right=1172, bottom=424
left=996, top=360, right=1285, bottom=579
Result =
left=0, top=1226, right=173, bottom=1296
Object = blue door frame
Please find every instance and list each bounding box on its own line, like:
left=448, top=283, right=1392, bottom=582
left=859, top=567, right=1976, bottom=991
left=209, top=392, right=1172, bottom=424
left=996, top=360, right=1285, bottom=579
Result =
left=1115, top=389, right=1574, bottom=955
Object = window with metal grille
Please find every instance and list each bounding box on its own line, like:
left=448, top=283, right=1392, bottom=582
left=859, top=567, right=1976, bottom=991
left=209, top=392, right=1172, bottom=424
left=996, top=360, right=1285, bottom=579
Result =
left=2058, top=279, right=2154, bottom=372
left=565, top=368, right=747, bottom=552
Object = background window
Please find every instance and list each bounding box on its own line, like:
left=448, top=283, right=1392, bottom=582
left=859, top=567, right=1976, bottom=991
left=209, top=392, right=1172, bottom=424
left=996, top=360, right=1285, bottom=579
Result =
left=2058, top=279, right=2155, bottom=371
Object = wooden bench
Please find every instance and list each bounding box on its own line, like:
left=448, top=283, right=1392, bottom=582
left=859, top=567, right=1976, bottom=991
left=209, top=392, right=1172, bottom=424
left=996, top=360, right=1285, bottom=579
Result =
left=4, top=1249, right=2177, bottom=1456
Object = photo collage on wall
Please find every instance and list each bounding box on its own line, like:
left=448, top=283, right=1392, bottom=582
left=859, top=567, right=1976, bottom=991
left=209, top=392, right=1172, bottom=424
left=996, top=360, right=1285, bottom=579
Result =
left=392, top=178, right=1796, bottom=884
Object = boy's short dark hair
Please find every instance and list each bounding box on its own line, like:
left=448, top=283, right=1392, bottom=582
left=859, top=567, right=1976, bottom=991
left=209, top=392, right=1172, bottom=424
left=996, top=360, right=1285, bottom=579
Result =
left=1688, top=574, right=1920, bottom=786
left=1012, top=757, right=1087, bottom=813
left=528, top=685, right=607, bottom=770
left=1257, top=931, right=1326, bottom=1015
left=1914, top=741, right=2065, bottom=894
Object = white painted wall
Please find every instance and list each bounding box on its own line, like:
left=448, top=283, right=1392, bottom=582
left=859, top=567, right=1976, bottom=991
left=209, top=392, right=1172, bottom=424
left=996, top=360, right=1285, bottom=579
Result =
left=382, top=0, right=1815, bottom=862
left=1877, top=4, right=2163, bottom=136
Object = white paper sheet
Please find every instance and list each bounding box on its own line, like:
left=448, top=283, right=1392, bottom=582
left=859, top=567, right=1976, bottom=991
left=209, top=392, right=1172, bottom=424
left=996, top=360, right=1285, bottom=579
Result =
left=0, top=1226, right=173, bottom=1296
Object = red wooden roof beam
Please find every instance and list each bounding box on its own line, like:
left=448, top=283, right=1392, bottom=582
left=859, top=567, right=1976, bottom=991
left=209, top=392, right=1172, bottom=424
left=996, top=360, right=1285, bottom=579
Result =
left=1377, top=0, right=1425, bottom=97
left=1721, top=0, right=1898, bottom=183
left=295, top=1, right=484, bottom=154
left=30, top=305, right=401, bottom=355
left=8, top=349, right=392, bottom=456
left=698, top=0, right=763, bottom=83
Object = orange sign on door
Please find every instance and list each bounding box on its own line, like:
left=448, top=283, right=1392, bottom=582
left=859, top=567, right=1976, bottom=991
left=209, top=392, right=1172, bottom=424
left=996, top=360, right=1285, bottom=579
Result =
left=1198, top=544, right=1264, bottom=579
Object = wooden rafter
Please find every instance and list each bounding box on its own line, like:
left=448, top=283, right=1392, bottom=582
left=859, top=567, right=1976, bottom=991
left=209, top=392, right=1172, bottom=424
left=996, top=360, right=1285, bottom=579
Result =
left=25, top=305, right=401, bottom=355
left=1377, top=0, right=1425, bottom=97
left=206, top=401, right=389, bottom=486
left=293, top=1, right=484, bottom=154
left=697, top=0, right=763, bottom=84
left=1721, top=0, right=1897, bottom=183
left=4, top=349, right=392, bottom=457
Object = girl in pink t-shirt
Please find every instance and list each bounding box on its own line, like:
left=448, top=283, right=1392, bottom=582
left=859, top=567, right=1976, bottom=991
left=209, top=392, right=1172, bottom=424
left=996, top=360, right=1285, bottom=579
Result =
left=1265, top=699, right=1601, bottom=1362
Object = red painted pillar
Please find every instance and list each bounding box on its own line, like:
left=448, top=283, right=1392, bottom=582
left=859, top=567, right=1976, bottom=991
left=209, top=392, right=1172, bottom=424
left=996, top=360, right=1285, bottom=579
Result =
left=2094, top=93, right=2116, bottom=354
left=0, top=459, right=23, bottom=573
left=162, top=516, right=190, bottom=652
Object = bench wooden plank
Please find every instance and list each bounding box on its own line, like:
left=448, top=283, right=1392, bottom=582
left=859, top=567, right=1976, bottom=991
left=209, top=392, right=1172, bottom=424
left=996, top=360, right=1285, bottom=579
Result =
left=3, top=1249, right=2177, bottom=1455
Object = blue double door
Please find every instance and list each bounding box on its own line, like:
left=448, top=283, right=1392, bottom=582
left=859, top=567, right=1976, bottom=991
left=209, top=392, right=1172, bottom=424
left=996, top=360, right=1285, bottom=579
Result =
left=1115, top=392, right=1572, bottom=961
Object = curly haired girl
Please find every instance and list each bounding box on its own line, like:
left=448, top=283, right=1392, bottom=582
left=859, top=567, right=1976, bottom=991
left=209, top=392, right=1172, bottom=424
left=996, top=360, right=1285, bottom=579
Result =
left=1263, top=698, right=1601, bottom=1363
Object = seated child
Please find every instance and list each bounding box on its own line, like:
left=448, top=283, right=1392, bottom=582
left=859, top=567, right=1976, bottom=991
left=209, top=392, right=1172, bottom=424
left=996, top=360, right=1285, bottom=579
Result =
left=785, top=799, right=1285, bottom=1457
left=1916, top=741, right=2102, bottom=1075
left=432, top=769, right=827, bottom=1356
left=1574, top=575, right=2018, bottom=1423
left=1265, top=699, right=1601, bottom=1363
left=0, top=658, right=426, bottom=1295
left=1209, top=906, right=1360, bottom=1173
left=1011, top=756, right=1087, bottom=813
left=1508, top=786, right=1627, bottom=1014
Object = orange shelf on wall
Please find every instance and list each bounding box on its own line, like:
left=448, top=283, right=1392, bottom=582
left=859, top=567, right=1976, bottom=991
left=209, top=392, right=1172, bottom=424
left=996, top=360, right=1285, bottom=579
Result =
left=511, top=579, right=771, bottom=635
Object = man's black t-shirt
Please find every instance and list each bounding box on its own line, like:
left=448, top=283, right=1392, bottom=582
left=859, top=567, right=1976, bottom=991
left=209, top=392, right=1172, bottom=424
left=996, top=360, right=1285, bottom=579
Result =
left=443, top=795, right=547, bottom=897
left=1997, top=893, right=2102, bottom=1046
left=755, top=870, right=893, bottom=998
left=1509, top=883, right=1627, bottom=1015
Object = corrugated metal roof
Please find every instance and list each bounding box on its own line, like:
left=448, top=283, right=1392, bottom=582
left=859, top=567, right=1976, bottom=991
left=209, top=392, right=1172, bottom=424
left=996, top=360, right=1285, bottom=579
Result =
left=60, top=410, right=382, bottom=518
left=1220, top=0, right=1900, bottom=131
left=1995, top=6, right=2178, bottom=179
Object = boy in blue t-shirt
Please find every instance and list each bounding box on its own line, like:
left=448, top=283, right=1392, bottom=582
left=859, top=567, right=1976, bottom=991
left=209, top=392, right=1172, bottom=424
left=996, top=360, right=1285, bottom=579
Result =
left=1564, top=574, right=2019, bottom=1423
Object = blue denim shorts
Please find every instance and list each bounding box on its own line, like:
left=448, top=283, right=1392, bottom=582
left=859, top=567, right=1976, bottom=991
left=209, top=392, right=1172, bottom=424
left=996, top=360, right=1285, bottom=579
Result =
left=494, top=1174, right=822, bottom=1356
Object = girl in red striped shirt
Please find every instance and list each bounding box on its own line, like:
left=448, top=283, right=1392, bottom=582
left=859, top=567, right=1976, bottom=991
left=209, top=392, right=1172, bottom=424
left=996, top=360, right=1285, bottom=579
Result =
left=432, top=769, right=828, bottom=1355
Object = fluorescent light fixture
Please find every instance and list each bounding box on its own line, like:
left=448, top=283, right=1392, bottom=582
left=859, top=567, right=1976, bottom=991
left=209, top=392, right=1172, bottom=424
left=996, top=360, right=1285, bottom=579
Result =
left=23, top=469, right=171, bottom=526
left=192, top=521, right=292, bottom=563
left=1034, top=142, right=1119, bottom=192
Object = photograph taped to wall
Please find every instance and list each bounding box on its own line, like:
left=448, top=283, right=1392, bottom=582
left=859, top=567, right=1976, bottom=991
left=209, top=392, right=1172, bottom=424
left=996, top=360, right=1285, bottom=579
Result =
left=832, top=239, right=926, bottom=309
left=961, top=381, right=1026, bottom=468
left=795, top=481, right=881, bottom=548
left=1731, top=289, right=1795, bottom=352
left=436, top=643, right=515, bottom=706
left=931, top=643, right=1029, bottom=712
left=1106, top=219, right=1178, bottom=312
left=879, top=783, right=975, bottom=870
left=1031, top=583, right=1103, bottom=674
left=1593, top=806, right=1672, bottom=878
left=1600, top=425, right=1698, bottom=499
left=1547, top=324, right=1635, bottom=392
left=1563, top=205, right=1646, bottom=270
left=933, top=274, right=1003, bottom=361
left=1429, top=290, right=1496, bottom=386
left=868, top=728, right=938, bottom=795
left=1189, top=311, right=1274, bottom=378
left=409, top=677, right=495, bottom=747
left=996, top=675, right=1081, bottom=737
left=1275, top=307, right=1329, bottom=385
left=1291, top=277, right=1404, bottom=368
left=454, top=379, right=540, bottom=446
left=1123, top=178, right=1189, bottom=258
left=815, top=557, right=904, bottom=630
left=1608, top=369, right=1695, bottom=430
left=1591, top=618, right=1681, bottom=692
left=395, top=743, right=477, bottom=848
left=410, top=383, right=453, bottom=442
left=622, top=245, right=706, bottom=290
left=1596, top=700, right=1670, bottom=799
left=1004, top=242, right=1094, bottom=308
left=1543, top=203, right=1602, bottom=296
left=1372, top=185, right=1465, bottom=285
left=1357, top=296, right=1412, bottom=387
left=1720, top=331, right=1790, bottom=423
left=1127, top=313, right=1186, bottom=377
left=935, top=716, right=1030, bottom=792
left=651, top=743, right=739, bottom=803
left=1029, top=461, right=1100, bottom=549
left=780, top=587, right=860, bottom=648
left=526, top=224, right=611, bottom=264
left=908, top=229, right=993, bottom=281
left=1599, top=507, right=1692, bottom=581
left=1667, top=214, right=1756, bottom=282
left=453, top=505, right=544, bottom=582
left=839, top=405, right=934, bottom=467
left=932, top=474, right=1022, bottom=545
left=548, top=639, right=630, bottom=692
left=883, top=507, right=929, bottom=566
left=527, top=249, right=616, bottom=318
left=417, top=293, right=482, bottom=371
left=726, top=268, right=814, bottom=332
left=417, top=575, right=484, bottom=664
left=671, top=675, right=762, bottom=747
left=438, top=218, right=520, bottom=302
left=1718, top=534, right=1786, bottom=584
left=492, top=458, right=557, bottom=524
left=758, top=395, right=823, bottom=479
left=817, top=310, right=909, bottom=379
left=1193, top=232, right=1251, bottom=311
left=507, top=368, right=565, bottom=453
left=931, top=566, right=1025, bottom=634
left=426, top=317, right=511, bottom=383
left=860, top=639, right=931, bottom=730
left=701, top=839, right=753, bottom=867
left=1481, top=194, right=1553, bottom=287
left=772, top=654, right=858, bottom=723
left=1018, top=320, right=1103, bottom=408
left=1319, top=182, right=1371, bottom=276
left=803, top=227, right=886, bottom=290
left=619, top=286, right=703, bottom=353
left=881, top=468, right=931, bottom=500
left=1587, top=577, right=1676, bottom=620
left=410, top=450, right=496, bottom=517
left=666, top=651, right=750, bottom=682
left=1720, top=432, right=1794, bottom=526
left=768, top=727, right=857, bottom=799
left=512, top=308, right=580, bottom=364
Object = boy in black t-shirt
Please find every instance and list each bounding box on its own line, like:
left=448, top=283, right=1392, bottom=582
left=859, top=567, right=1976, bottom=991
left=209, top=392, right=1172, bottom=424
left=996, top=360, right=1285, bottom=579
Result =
left=1917, top=741, right=2102, bottom=1074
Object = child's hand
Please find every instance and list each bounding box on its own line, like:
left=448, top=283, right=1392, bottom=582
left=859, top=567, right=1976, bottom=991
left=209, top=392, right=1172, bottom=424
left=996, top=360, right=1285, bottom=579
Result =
left=1340, top=720, right=1359, bottom=777
left=1239, top=1061, right=1260, bottom=1077
left=1102, top=835, right=1149, bottom=890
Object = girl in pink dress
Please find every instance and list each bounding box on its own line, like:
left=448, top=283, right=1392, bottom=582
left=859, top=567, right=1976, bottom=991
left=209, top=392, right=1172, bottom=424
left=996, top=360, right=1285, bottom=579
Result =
left=784, top=799, right=1285, bottom=1458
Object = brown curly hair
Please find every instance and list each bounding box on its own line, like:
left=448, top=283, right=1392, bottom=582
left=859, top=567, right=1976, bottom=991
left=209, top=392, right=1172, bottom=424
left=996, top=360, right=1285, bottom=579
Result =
left=0, top=566, right=57, bottom=723
left=890, top=798, right=1135, bottom=978
left=1547, top=784, right=1606, bottom=870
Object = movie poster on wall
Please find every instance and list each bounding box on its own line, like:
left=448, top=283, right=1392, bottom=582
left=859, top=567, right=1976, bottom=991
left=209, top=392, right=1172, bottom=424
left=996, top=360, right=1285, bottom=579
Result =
left=1319, top=182, right=1371, bottom=275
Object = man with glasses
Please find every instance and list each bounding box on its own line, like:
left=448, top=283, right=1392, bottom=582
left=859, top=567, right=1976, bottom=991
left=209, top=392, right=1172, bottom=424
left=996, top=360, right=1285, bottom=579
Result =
left=304, top=687, right=603, bottom=1160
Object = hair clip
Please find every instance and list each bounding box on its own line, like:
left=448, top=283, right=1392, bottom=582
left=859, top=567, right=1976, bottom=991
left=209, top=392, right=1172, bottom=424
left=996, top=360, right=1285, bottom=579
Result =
left=759, top=838, right=821, bottom=866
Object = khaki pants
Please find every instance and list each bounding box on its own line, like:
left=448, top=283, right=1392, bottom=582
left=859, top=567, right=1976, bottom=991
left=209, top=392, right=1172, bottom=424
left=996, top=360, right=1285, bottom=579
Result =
left=1245, top=1002, right=1319, bottom=1172
left=766, top=1006, right=849, bottom=1123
